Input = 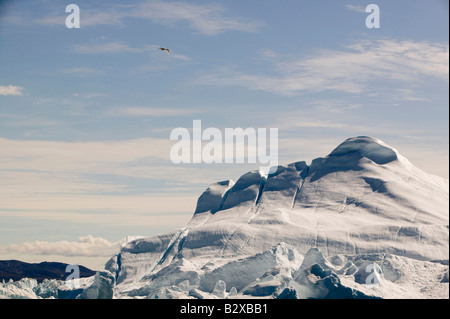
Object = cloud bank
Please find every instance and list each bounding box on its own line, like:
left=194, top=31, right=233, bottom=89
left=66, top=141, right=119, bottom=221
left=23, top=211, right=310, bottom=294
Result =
left=2, top=235, right=125, bottom=257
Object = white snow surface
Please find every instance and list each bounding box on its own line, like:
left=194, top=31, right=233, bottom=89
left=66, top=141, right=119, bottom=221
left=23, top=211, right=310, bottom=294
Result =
left=3, top=137, right=448, bottom=299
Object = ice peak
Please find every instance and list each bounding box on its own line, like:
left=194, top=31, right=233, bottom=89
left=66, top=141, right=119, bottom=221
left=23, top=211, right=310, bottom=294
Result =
left=194, top=180, right=234, bottom=215
left=328, top=136, right=399, bottom=165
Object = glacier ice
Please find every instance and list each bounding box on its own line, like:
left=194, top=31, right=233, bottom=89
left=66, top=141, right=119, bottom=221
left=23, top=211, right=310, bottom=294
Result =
left=76, top=271, right=115, bottom=299
left=0, top=270, right=115, bottom=299
left=2, top=245, right=448, bottom=299
left=198, top=243, right=301, bottom=293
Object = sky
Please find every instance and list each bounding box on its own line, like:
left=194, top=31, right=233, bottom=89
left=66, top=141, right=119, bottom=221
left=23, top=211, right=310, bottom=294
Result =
left=0, top=0, right=448, bottom=269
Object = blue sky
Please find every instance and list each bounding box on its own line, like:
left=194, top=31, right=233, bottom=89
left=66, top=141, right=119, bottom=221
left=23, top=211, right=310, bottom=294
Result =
left=0, top=0, right=448, bottom=269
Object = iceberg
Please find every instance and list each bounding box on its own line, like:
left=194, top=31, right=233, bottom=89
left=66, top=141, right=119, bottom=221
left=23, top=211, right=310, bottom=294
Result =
left=2, top=137, right=448, bottom=299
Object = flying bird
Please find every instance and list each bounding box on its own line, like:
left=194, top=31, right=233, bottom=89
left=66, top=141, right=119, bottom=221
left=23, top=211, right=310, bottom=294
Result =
left=158, top=47, right=170, bottom=55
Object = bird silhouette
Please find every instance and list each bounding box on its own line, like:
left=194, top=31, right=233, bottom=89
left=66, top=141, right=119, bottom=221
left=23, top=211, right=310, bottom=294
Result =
left=158, top=47, right=170, bottom=55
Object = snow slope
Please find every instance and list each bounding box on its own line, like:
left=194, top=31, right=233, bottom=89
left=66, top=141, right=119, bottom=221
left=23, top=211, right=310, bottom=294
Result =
left=2, top=137, right=448, bottom=299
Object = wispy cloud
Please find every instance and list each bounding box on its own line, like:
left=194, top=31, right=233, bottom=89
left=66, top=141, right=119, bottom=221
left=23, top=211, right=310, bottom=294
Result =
left=0, top=136, right=228, bottom=198
left=107, top=106, right=200, bottom=117
left=0, top=113, right=59, bottom=128
left=345, top=4, right=367, bottom=13
left=0, top=85, right=24, bottom=96
left=60, top=67, right=106, bottom=76
left=30, top=1, right=262, bottom=36
left=196, top=39, right=449, bottom=95
left=71, top=42, right=145, bottom=54
left=70, top=42, right=192, bottom=64
left=0, top=137, right=204, bottom=223
left=393, top=88, right=428, bottom=102
left=35, top=7, right=127, bottom=27
left=131, top=0, right=262, bottom=35
left=0, top=137, right=171, bottom=177
left=309, top=100, right=362, bottom=114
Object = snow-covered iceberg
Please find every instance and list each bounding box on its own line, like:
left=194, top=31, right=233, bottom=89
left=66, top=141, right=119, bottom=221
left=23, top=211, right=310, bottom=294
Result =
left=101, top=136, right=448, bottom=299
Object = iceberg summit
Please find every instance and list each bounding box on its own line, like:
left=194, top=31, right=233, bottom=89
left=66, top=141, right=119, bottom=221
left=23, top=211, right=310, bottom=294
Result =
left=1, top=137, right=449, bottom=299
